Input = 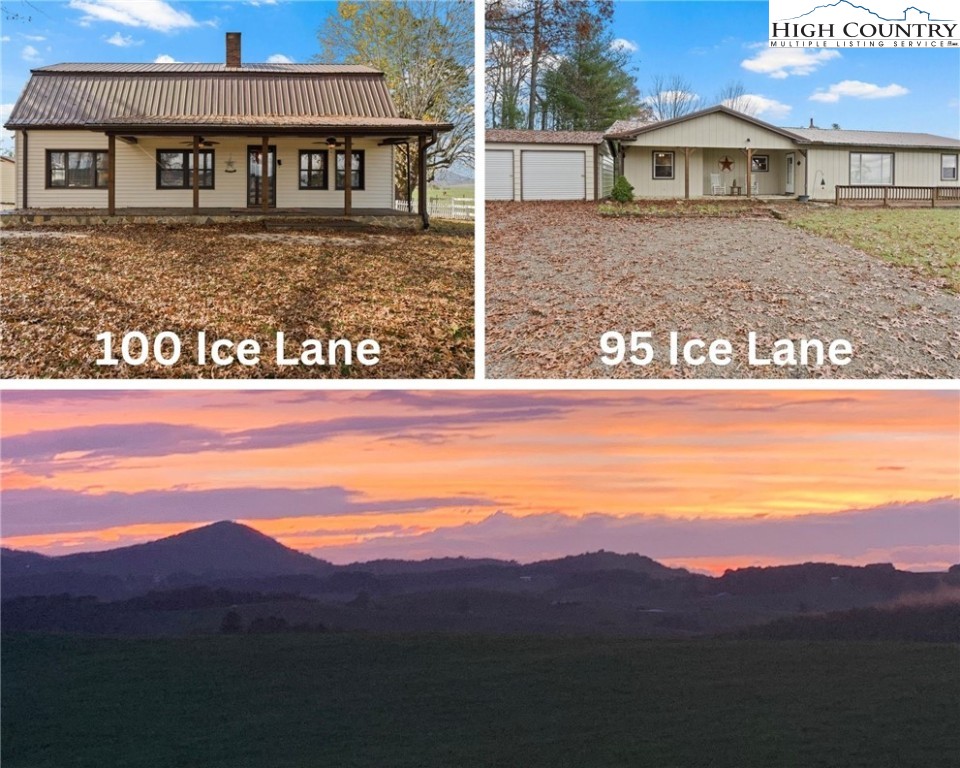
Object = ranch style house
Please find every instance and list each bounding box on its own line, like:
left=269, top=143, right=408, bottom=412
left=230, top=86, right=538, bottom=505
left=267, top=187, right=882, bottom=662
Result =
left=4, top=33, right=451, bottom=227
left=485, top=105, right=960, bottom=204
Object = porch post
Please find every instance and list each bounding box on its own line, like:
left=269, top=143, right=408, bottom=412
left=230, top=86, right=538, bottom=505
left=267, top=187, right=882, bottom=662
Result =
left=418, top=133, right=428, bottom=229
left=22, top=131, right=28, bottom=209
left=108, top=134, right=116, bottom=216
left=683, top=147, right=692, bottom=199
left=745, top=147, right=753, bottom=198
left=343, top=135, right=353, bottom=215
left=261, top=136, right=270, bottom=213
left=192, top=135, right=200, bottom=212
left=406, top=141, right=412, bottom=211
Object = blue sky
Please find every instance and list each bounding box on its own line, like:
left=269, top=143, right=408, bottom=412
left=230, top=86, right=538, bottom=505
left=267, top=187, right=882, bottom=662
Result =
left=1, top=0, right=345, bottom=152
left=2, top=0, right=958, bottom=153
left=609, top=0, right=959, bottom=136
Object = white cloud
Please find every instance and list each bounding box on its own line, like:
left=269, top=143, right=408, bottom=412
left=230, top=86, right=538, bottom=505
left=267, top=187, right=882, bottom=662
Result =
left=68, top=0, right=198, bottom=32
left=741, top=47, right=840, bottom=78
left=810, top=80, right=909, bottom=103
left=21, top=45, right=41, bottom=63
left=153, top=54, right=180, bottom=63
left=610, top=38, right=638, bottom=53
left=723, top=94, right=793, bottom=120
left=266, top=53, right=293, bottom=64
left=105, top=32, right=141, bottom=47
left=246, top=0, right=279, bottom=5
left=0, top=36, right=10, bottom=43
left=22, top=34, right=46, bottom=41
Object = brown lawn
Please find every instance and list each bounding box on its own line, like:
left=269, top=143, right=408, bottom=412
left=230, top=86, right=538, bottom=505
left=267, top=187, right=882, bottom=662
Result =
left=1, top=221, right=474, bottom=379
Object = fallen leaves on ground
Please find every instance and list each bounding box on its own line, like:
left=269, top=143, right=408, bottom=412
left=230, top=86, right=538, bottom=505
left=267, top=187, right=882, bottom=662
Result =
left=485, top=201, right=960, bottom=379
left=1, top=222, right=474, bottom=379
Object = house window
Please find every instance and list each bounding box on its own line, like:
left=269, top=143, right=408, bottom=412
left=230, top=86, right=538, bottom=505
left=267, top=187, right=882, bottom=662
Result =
left=156, top=149, right=214, bottom=189
left=299, top=150, right=328, bottom=189
left=652, top=151, right=674, bottom=180
left=46, top=150, right=108, bottom=188
left=335, top=149, right=365, bottom=190
left=941, top=154, right=958, bottom=181
left=849, top=152, right=893, bottom=185
left=751, top=155, right=769, bottom=173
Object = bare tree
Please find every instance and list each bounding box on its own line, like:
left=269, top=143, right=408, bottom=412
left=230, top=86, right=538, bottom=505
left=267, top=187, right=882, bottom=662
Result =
left=645, top=74, right=699, bottom=121
left=715, top=81, right=758, bottom=116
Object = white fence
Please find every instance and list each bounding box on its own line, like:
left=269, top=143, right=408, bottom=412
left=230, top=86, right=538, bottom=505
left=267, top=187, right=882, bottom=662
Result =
left=394, top=197, right=475, bottom=220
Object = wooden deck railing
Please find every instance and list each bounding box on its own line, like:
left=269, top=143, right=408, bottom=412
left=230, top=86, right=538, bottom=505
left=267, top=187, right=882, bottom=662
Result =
left=835, top=185, right=960, bottom=207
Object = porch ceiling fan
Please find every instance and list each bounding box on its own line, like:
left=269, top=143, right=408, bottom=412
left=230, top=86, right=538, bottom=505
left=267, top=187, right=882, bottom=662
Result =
left=178, top=136, right=220, bottom=147
left=311, top=137, right=345, bottom=147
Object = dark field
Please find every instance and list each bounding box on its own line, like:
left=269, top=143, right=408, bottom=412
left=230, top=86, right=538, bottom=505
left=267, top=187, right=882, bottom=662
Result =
left=3, top=633, right=957, bottom=768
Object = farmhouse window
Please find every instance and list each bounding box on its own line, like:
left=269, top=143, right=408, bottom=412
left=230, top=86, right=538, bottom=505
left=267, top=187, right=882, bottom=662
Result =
left=751, top=155, right=769, bottom=173
left=299, top=150, right=329, bottom=189
left=156, top=150, right=215, bottom=189
left=335, top=150, right=365, bottom=190
left=941, top=154, right=958, bottom=181
left=46, top=150, right=108, bottom=189
left=849, top=152, right=893, bottom=185
left=652, top=151, right=675, bottom=180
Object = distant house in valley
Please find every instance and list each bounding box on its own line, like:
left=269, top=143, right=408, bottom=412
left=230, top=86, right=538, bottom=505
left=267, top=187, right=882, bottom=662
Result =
left=4, top=33, right=451, bottom=226
left=0, top=156, right=15, bottom=209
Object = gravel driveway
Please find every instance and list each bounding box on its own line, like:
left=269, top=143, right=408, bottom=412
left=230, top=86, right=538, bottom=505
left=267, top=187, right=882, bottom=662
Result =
left=486, top=202, right=959, bottom=379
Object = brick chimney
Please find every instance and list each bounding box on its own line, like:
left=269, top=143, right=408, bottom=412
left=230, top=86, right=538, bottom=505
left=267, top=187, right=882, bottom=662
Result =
left=226, top=32, right=241, bottom=68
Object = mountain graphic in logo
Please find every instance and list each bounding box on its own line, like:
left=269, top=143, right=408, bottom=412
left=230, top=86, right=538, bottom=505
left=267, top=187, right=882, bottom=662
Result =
left=779, top=2, right=952, bottom=23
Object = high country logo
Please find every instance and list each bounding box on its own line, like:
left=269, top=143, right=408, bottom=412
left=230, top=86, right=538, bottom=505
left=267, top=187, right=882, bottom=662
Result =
left=768, top=1, right=958, bottom=47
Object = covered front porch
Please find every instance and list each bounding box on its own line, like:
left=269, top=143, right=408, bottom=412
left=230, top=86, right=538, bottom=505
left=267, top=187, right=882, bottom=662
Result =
left=17, top=125, right=444, bottom=228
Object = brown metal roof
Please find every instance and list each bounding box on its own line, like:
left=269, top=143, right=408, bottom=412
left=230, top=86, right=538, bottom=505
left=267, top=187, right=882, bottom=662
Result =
left=486, top=129, right=607, bottom=145
left=6, top=64, right=448, bottom=133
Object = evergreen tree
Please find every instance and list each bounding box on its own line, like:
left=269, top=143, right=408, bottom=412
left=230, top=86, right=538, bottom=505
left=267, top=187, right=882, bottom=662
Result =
left=541, top=26, right=639, bottom=131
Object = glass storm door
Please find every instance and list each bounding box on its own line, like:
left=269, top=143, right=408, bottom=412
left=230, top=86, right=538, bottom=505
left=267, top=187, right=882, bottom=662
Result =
left=785, top=153, right=795, bottom=195
left=247, top=146, right=276, bottom=207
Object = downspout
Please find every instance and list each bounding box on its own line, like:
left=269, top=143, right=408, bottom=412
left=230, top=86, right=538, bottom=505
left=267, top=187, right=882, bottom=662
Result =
left=21, top=130, right=28, bottom=210
left=418, top=130, right=438, bottom=230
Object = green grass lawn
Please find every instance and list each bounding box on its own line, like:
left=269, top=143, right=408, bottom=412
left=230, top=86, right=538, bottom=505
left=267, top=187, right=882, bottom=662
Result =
left=428, top=183, right=475, bottom=201
left=3, top=633, right=957, bottom=768
left=781, top=208, right=960, bottom=291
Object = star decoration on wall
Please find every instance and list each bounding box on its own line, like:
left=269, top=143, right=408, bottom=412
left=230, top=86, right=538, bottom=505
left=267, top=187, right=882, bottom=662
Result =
left=719, top=156, right=734, bottom=171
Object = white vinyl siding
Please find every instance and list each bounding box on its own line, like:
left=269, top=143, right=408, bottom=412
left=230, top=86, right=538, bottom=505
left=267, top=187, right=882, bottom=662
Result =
left=18, top=131, right=395, bottom=210
left=600, top=145, right=615, bottom=198
left=485, top=150, right=514, bottom=200
left=805, top=147, right=959, bottom=200
left=521, top=150, right=586, bottom=200
left=850, top=152, right=894, bottom=185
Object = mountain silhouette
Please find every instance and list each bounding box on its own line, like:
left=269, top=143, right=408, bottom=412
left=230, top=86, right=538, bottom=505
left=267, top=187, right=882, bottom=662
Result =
left=2, top=521, right=333, bottom=582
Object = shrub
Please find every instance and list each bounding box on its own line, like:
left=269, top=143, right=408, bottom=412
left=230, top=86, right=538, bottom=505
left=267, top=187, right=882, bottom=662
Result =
left=610, top=175, right=634, bottom=203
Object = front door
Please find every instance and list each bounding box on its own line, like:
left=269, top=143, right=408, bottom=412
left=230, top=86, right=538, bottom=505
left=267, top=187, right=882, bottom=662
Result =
left=247, top=146, right=276, bottom=207
left=785, top=153, right=795, bottom=195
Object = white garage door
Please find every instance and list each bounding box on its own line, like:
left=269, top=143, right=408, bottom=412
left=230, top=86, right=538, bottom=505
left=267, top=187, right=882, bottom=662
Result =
left=485, top=150, right=515, bottom=201
left=521, top=150, right=586, bottom=200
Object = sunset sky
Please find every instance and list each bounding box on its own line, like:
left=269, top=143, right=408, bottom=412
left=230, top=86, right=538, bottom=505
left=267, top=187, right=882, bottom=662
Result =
left=1, top=390, right=957, bottom=573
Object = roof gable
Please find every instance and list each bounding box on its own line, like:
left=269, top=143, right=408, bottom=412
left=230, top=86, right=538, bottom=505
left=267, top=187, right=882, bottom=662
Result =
left=605, top=105, right=806, bottom=143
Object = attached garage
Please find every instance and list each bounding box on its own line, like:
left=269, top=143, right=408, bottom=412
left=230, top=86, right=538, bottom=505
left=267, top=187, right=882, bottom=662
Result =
left=485, top=129, right=614, bottom=201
